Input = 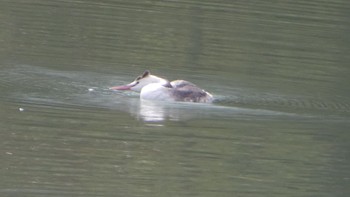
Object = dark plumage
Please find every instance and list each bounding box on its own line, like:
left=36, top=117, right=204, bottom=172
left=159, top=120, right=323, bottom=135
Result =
left=170, top=80, right=211, bottom=102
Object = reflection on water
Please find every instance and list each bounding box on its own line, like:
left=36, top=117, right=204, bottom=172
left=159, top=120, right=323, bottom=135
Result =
left=1, top=0, right=350, bottom=197
left=136, top=100, right=287, bottom=123
left=139, top=100, right=171, bottom=122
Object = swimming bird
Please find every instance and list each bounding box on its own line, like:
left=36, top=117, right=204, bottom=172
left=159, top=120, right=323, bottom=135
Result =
left=110, top=70, right=213, bottom=103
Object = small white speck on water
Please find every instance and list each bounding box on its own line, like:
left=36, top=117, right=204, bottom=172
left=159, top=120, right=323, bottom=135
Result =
left=19, top=108, right=24, bottom=112
left=88, top=88, right=94, bottom=92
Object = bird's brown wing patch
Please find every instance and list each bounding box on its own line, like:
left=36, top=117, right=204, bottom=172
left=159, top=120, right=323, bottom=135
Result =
left=170, top=80, right=209, bottom=102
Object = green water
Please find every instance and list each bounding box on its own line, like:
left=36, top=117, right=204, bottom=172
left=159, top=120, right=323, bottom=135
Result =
left=1, top=1, right=349, bottom=196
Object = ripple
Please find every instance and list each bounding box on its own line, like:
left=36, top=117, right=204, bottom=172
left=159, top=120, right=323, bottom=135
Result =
left=1, top=64, right=349, bottom=124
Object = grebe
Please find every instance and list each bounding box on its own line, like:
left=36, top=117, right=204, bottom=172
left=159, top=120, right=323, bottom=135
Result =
left=110, top=70, right=213, bottom=103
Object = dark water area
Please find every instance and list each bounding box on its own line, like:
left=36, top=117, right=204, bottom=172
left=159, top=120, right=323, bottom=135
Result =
left=1, top=1, right=349, bottom=197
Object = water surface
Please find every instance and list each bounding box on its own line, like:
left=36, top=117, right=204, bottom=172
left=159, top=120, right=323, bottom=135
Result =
left=1, top=1, right=349, bottom=197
